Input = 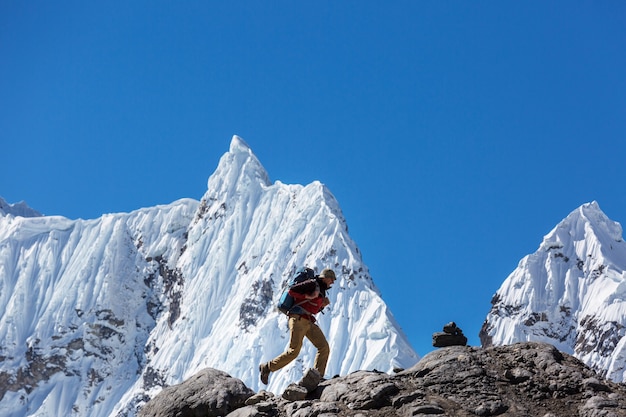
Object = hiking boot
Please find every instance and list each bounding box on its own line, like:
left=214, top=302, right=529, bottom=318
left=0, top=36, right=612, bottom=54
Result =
left=259, top=362, right=271, bottom=385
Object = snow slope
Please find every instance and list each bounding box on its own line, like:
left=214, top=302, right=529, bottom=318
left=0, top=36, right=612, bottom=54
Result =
left=0, top=136, right=418, bottom=417
left=481, top=201, right=626, bottom=381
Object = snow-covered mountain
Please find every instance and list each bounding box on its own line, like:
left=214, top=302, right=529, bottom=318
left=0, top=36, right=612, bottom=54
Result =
left=480, top=201, right=626, bottom=381
left=0, top=198, right=42, bottom=218
left=0, top=136, right=418, bottom=417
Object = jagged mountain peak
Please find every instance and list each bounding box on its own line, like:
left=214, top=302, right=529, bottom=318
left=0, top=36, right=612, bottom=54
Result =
left=147, top=139, right=408, bottom=399
left=481, top=201, right=626, bottom=382
left=540, top=201, right=623, bottom=251
left=536, top=201, right=626, bottom=281
left=0, top=196, right=42, bottom=218
left=229, top=134, right=252, bottom=153
left=204, top=135, right=271, bottom=201
left=0, top=136, right=417, bottom=417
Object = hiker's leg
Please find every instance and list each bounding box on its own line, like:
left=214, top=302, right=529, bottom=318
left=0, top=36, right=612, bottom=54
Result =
left=269, top=316, right=308, bottom=371
left=307, top=323, right=330, bottom=377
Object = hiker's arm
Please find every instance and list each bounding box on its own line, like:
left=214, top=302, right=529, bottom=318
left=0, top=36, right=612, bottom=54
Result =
left=290, top=279, right=319, bottom=296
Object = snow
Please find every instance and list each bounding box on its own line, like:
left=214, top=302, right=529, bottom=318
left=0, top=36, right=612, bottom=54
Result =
left=0, top=197, right=42, bottom=218
left=483, top=201, right=626, bottom=380
left=0, top=136, right=418, bottom=417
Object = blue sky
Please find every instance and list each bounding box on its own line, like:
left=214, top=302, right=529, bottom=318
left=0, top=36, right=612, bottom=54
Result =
left=2, top=2, right=626, bottom=356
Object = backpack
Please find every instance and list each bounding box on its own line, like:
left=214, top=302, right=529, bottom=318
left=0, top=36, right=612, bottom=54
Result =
left=277, top=267, right=316, bottom=315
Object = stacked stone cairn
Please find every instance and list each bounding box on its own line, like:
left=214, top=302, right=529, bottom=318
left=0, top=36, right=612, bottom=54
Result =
left=432, top=321, right=468, bottom=347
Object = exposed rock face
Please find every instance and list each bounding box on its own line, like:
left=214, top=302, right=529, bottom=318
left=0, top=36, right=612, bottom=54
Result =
left=139, top=342, right=626, bottom=417
left=137, top=368, right=254, bottom=417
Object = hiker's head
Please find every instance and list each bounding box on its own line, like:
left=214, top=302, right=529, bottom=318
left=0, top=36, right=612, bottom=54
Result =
left=319, top=268, right=336, bottom=287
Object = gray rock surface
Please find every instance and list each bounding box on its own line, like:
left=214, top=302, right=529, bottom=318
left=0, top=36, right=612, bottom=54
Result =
left=298, top=368, right=321, bottom=392
left=137, top=368, right=254, bottom=417
left=281, top=383, right=309, bottom=401
left=138, top=342, right=626, bottom=417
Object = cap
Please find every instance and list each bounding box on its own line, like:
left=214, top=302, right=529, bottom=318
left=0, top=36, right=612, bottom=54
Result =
left=319, top=268, right=336, bottom=280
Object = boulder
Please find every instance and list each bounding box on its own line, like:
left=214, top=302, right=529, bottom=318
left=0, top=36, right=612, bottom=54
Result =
left=298, top=368, right=321, bottom=392
left=138, top=368, right=253, bottom=417
left=281, top=383, right=309, bottom=401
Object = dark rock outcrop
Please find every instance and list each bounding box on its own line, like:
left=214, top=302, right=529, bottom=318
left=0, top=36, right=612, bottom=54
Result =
left=138, top=342, right=626, bottom=417
left=137, top=368, right=254, bottom=417
left=432, top=321, right=468, bottom=347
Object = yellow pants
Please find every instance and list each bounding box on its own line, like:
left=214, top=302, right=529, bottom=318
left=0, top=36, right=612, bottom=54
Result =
left=269, top=315, right=330, bottom=377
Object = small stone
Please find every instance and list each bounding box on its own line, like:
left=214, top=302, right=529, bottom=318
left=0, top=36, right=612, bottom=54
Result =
left=410, top=404, right=445, bottom=415
left=583, top=377, right=611, bottom=392
left=244, top=390, right=273, bottom=405
left=282, top=383, right=308, bottom=401
left=298, top=368, right=321, bottom=392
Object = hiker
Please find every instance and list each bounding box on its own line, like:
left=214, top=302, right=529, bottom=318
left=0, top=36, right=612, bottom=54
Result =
left=259, top=268, right=337, bottom=385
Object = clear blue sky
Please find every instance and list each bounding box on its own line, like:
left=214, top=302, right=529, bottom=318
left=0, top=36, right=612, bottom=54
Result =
left=2, top=2, right=625, bottom=356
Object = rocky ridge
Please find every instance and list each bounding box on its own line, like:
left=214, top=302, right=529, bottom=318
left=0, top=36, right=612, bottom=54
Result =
left=139, top=342, right=626, bottom=417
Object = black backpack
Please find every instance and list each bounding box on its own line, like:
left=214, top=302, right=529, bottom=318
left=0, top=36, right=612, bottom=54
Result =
left=277, top=267, right=316, bottom=315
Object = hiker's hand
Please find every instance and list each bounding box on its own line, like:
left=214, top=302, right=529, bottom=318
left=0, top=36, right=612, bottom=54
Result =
left=322, top=297, right=330, bottom=307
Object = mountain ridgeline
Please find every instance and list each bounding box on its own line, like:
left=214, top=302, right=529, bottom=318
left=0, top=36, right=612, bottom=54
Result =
left=3, top=136, right=626, bottom=417
left=481, top=201, right=626, bottom=382
left=0, top=136, right=418, bottom=417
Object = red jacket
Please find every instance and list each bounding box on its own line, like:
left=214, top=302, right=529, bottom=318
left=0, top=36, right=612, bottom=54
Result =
left=288, top=278, right=324, bottom=316
left=288, top=290, right=324, bottom=315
